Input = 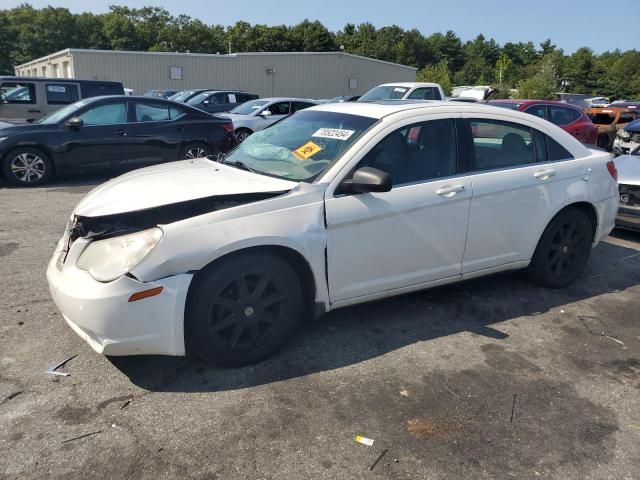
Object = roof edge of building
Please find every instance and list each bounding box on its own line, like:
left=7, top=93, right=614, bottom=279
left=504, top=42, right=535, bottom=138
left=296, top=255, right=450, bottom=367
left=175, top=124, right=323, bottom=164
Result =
left=15, top=48, right=417, bottom=71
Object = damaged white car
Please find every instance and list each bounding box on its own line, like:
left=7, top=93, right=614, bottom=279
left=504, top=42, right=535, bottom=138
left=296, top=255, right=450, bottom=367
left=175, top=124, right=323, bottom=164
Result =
left=47, top=102, right=619, bottom=367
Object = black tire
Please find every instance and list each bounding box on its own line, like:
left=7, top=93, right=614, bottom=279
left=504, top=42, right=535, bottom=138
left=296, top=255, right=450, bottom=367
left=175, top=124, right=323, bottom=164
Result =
left=185, top=252, right=303, bottom=367
left=2, top=147, right=54, bottom=187
left=181, top=142, right=212, bottom=160
left=526, top=208, right=594, bottom=288
left=235, top=128, right=252, bottom=143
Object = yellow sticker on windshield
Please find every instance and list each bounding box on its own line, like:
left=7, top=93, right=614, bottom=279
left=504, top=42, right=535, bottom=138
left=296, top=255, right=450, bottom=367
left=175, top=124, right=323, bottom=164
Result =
left=293, top=141, right=323, bottom=160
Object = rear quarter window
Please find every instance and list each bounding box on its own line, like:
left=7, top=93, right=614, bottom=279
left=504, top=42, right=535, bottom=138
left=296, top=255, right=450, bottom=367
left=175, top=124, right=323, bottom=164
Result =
left=46, top=83, right=79, bottom=105
left=80, top=83, right=124, bottom=98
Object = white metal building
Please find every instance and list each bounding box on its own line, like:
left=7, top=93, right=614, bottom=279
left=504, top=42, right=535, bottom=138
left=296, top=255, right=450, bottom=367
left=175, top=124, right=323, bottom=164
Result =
left=14, top=49, right=417, bottom=98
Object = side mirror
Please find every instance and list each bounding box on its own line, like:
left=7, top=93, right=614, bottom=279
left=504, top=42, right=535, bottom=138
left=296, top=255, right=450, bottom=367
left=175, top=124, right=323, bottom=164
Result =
left=65, top=117, right=84, bottom=129
left=203, top=100, right=210, bottom=105
left=260, top=109, right=272, bottom=117
left=340, top=167, right=392, bottom=194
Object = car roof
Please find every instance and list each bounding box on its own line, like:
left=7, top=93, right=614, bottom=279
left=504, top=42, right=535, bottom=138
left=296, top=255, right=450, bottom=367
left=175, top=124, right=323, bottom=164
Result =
left=310, top=99, right=531, bottom=119
left=257, top=97, right=318, bottom=103
left=489, top=99, right=582, bottom=108
left=0, top=76, right=121, bottom=85
left=375, top=82, right=442, bottom=88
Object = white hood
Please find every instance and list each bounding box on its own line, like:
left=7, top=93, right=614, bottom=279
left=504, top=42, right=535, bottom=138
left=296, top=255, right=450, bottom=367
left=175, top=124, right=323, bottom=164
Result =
left=74, top=158, right=298, bottom=217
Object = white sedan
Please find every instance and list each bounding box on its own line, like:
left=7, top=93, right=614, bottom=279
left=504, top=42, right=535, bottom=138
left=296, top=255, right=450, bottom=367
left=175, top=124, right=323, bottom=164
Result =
left=47, top=102, right=619, bottom=367
left=221, top=97, right=318, bottom=143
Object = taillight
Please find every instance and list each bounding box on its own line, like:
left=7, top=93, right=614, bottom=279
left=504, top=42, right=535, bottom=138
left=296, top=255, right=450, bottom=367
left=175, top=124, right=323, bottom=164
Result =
left=222, top=122, right=234, bottom=133
left=606, top=160, right=618, bottom=181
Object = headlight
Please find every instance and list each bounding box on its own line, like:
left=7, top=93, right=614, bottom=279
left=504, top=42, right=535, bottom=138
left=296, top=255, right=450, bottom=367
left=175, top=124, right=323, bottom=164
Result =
left=76, top=227, right=163, bottom=282
left=618, top=129, right=631, bottom=140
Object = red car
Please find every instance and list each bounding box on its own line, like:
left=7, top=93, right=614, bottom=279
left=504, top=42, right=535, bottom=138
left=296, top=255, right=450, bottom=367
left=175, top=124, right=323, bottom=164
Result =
left=488, top=100, right=598, bottom=145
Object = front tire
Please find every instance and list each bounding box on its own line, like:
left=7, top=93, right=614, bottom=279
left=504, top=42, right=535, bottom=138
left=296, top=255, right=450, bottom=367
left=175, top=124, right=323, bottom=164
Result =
left=526, top=208, right=594, bottom=288
left=185, top=253, right=303, bottom=367
left=2, top=147, right=53, bottom=186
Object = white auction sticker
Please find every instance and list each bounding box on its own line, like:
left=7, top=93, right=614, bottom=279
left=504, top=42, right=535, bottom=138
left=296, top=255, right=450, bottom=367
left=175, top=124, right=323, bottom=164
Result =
left=312, top=128, right=355, bottom=141
left=393, top=87, right=408, bottom=93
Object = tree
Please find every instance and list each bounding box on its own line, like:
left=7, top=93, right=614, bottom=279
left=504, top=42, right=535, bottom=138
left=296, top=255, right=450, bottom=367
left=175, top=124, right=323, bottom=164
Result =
left=494, top=53, right=512, bottom=85
left=417, top=60, right=452, bottom=95
left=517, top=56, right=559, bottom=99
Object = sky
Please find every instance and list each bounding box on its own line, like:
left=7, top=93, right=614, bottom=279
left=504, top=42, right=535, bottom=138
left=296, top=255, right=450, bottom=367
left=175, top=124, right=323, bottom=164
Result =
left=4, top=0, right=640, bottom=54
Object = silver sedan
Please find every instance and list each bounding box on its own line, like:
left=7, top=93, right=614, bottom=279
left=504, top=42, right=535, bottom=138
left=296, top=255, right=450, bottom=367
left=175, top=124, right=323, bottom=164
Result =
left=220, top=97, right=318, bottom=143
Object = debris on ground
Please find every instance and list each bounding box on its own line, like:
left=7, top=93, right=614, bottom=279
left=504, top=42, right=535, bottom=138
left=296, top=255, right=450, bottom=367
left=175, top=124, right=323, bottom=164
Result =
left=369, top=448, right=388, bottom=471
left=1, top=391, right=22, bottom=405
left=510, top=394, right=517, bottom=423
left=399, top=390, right=409, bottom=397
left=61, top=430, right=102, bottom=444
left=46, top=354, right=77, bottom=377
left=355, top=435, right=374, bottom=446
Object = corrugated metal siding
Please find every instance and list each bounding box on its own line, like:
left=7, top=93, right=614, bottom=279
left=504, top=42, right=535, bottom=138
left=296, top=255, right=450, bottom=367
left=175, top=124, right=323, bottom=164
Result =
left=68, top=50, right=416, bottom=98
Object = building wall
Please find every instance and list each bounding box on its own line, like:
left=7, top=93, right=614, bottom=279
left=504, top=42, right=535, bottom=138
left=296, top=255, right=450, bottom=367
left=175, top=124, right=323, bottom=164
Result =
left=16, top=49, right=416, bottom=98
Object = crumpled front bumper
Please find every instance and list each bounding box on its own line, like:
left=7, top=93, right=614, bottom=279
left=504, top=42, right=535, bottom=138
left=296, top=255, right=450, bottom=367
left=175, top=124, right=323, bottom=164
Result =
left=47, top=250, right=192, bottom=356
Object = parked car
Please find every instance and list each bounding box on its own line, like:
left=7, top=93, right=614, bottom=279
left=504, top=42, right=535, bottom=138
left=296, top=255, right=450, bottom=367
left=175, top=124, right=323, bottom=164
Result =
left=186, top=90, right=259, bottom=114
left=447, top=97, right=484, bottom=103
left=124, top=88, right=135, bottom=96
left=144, top=89, right=180, bottom=99
left=46, top=102, right=618, bottom=367
left=614, top=154, right=640, bottom=231
left=0, top=96, right=235, bottom=186
left=613, top=119, right=640, bottom=156
left=221, top=97, right=318, bottom=142
left=608, top=100, right=640, bottom=110
left=168, top=89, right=211, bottom=103
left=358, top=82, right=445, bottom=102
left=0, top=76, right=124, bottom=122
left=489, top=99, right=598, bottom=145
left=324, top=95, right=361, bottom=103
left=585, top=107, right=640, bottom=150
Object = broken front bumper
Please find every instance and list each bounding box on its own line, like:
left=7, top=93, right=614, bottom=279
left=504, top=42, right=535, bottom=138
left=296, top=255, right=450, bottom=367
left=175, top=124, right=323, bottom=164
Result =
left=47, top=252, right=192, bottom=356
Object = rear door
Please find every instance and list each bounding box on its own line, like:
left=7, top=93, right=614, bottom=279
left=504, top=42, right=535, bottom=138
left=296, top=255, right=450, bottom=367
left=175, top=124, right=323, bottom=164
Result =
left=125, top=100, right=185, bottom=167
left=0, top=80, right=39, bottom=121
left=60, top=99, right=133, bottom=171
left=460, top=115, right=583, bottom=274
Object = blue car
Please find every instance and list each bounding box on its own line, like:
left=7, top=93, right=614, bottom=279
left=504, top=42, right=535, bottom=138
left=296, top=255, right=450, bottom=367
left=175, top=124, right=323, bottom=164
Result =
left=613, top=118, right=640, bottom=156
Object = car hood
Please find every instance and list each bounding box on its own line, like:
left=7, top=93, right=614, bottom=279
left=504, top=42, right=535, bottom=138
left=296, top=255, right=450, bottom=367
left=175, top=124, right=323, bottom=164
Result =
left=623, top=118, right=640, bottom=133
left=0, top=121, right=42, bottom=134
left=615, top=155, right=640, bottom=185
left=74, top=158, right=298, bottom=218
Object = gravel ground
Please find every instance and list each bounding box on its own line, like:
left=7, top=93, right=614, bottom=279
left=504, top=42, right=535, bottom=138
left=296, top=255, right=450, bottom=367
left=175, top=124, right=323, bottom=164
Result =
left=1, top=175, right=639, bottom=480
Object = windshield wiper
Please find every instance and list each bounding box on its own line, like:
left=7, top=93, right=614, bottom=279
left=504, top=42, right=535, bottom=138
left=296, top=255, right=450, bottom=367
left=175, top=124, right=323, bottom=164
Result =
left=222, top=159, right=261, bottom=174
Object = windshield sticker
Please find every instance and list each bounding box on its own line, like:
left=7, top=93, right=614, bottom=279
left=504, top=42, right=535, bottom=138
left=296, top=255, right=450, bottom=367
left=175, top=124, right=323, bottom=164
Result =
left=312, top=128, right=355, bottom=141
left=293, top=141, right=323, bottom=160
left=393, top=87, right=408, bottom=93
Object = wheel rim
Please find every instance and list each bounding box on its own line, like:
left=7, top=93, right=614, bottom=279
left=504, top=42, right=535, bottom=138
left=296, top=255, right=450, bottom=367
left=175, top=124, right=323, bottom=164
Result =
left=10, top=152, right=46, bottom=183
left=185, top=147, right=207, bottom=159
left=547, top=220, right=589, bottom=277
left=207, top=271, right=287, bottom=352
left=236, top=131, right=249, bottom=143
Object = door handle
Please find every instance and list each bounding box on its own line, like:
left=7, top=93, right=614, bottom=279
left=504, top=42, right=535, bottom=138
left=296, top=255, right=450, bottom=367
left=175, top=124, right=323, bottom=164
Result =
left=115, top=129, right=127, bottom=136
left=534, top=169, right=556, bottom=180
left=27, top=109, right=41, bottom=113
left=436, top=184, right=465, bottom=197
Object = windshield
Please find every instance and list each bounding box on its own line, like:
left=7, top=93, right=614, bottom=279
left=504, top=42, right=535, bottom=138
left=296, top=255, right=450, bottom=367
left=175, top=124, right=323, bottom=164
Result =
left=187, top=92, right=213, bottom=105
left=359, top=85, right=409, bottom=101
left=230, top=100, right=269, bottom=115
left=171, top=90, right=198, bottom=103
left=224, top=110, right=377, bottom=182
left=36, top=100, right=88, bottom=124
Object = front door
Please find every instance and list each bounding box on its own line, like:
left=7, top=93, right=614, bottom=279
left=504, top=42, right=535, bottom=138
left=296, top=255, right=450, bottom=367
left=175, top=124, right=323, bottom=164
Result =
left=61, top=100, right=132, bottom=171
left=257, top=101, right=291, bottom=130
left=325, top=117, right=471, bottom=304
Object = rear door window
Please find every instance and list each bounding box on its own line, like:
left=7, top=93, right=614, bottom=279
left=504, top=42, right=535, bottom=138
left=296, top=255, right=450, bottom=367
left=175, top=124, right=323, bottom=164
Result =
left=134, top=102, right=170, bottom=122
left=469, top=119, right=535, bottom=171
left=292, top=102, right=315, bottom=112
left=45, top=83, right=79, bottom=105
left=213, top=93, right=228, bottom=104
left=79, top=83, right=123, bottom=98
left=235, top=93, right=257, bottom=103
left=548, top=106, right=580, bottom=126
left=1, top=82, right=36, bottom=104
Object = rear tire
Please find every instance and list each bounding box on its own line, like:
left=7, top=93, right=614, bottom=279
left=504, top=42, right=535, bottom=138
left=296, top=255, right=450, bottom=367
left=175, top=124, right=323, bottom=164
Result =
left=2, top=147, right=54, bottom=187
left=185, top=252, right=303, bottom=367
left=235, top=128, right=252, bottom=143
left=181, top=142, right=212, bottom=160
left=526, top=208, right=594, bottom=288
